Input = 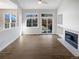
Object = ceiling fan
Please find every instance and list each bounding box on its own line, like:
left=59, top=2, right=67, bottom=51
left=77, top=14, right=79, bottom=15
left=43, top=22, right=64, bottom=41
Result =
left=38, top=0, right=47, bottom=4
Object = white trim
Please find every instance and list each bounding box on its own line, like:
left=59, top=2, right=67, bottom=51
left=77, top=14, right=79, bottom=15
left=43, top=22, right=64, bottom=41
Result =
left=0, top=35, right=19, bottom=52
left=57, top=38, right=79, bottom=56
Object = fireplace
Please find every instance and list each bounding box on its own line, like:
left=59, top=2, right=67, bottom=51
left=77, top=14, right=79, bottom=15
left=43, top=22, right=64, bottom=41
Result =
left=65, top=31, right=78, bottom=49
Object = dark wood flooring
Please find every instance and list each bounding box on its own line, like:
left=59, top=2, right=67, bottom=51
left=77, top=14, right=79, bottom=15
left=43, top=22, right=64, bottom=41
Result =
left=0, top=35, right=79, bottom=59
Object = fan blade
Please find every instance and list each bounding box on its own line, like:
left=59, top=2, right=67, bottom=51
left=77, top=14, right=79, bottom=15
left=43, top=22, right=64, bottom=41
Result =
left=38, top=0, right=47, bottom=4
left=41, top=0, right=47, bottom=4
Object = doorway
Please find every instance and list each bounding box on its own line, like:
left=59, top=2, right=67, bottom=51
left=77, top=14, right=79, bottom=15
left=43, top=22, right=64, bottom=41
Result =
left=41, top=13, right=53, bottom=34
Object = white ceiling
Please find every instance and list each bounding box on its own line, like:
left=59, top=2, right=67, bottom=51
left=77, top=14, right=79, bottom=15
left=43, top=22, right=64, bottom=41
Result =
left=0, top=0, right=17, bottom=9
left=11, top=0, right=62, bottom=9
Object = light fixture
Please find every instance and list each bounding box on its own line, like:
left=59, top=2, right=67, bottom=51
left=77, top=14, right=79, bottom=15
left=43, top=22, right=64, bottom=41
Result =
left=38, top=0, right=42, bottom=4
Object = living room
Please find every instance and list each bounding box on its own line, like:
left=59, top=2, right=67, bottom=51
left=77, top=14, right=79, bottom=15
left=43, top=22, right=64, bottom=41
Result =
left=0, top=0, right=79, bottom=59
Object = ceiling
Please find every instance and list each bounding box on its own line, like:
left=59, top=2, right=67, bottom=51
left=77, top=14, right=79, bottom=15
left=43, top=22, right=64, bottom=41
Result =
left=11, top=0, right=62, bottom=9
left=0, top=0, right=17, bottom=9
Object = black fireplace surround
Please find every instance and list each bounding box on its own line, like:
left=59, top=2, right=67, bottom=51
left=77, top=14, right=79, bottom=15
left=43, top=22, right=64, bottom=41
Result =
left=65, top=31, right=78, bottom=49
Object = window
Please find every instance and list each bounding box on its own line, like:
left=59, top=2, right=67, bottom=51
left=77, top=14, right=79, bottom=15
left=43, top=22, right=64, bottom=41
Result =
left=5, top=13, right=16, bottom=29
left=5, top=14, right=10, bottom=28
left=11, top=15, right=16, bottom=27
left=41, top=14, right=53, bottom=17
left=27, top=18, right=37, bottom=27
left=26, top=13, right=38, bottom=27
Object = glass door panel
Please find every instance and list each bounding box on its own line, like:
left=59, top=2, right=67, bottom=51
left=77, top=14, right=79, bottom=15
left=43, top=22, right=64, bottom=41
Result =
left=42, top=19, right=48, bottom=33
left=42, top=18, right=52, bottom=33
left=48, top=19, right=52, bottom=33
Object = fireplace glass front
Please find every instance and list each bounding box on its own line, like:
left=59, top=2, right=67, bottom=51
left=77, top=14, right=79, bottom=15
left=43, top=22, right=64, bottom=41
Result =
left=65, top=31, right=78, bottom=49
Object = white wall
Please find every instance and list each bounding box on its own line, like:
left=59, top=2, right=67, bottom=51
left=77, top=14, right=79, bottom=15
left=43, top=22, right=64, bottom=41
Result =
left=0, top=27, right=20, bottom=51
left=57, top=0, right=79, bottom=56
left=58, top=0, right=79, bottom=31
left=22, top=9, right=57, bottom=34
left=0, top=1, right=21, bottom=51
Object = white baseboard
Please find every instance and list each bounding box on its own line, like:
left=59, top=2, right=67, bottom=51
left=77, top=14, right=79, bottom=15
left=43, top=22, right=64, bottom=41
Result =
left=0, top=36, right=19, bottom=52
left=57, top=38, right=79, bottom=57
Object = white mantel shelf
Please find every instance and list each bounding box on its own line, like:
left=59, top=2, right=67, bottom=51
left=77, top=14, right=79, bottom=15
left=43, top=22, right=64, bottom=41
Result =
left=57, top=24, right=79, bottom=33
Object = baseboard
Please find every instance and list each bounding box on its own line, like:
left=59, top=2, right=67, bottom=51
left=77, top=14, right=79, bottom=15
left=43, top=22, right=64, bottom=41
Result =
left=0, top=36, right=20, bottom=52
left=22, top=33, right=56, bottom=35
left=57, top=38, right=79, bottom=57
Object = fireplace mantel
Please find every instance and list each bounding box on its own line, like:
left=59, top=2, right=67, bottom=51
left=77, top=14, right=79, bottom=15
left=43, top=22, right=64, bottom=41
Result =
left=57, top=26, right=79, bottom=56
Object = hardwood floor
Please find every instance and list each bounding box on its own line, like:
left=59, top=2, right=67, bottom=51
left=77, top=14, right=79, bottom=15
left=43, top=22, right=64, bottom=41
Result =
left=0, top=35, right=79, bottom=59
